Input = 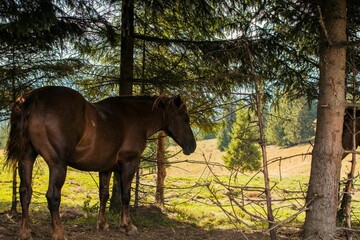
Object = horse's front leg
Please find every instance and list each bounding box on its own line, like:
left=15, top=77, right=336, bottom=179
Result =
left=97, top=172, right=112, bottom=230
left=118, top=158, right=140, bottom=236
left=46, top=163, right=67, bottom=240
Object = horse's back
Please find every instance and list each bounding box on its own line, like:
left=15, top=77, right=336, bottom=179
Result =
left=30, top=86, right=85, bottom=107
left=27, top=86, right=87, bottom=128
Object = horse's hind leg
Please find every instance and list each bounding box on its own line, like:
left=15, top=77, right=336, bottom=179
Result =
left=46, top=162, right=67, bottom=240
left=18, top=147, right=37, bottom=240
left=97, top=172, right=111, bottom=230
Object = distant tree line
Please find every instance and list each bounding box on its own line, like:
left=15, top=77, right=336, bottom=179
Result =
left=216, top=97, right=316, bottom=172
left=265, top=98, right=317, bottom=146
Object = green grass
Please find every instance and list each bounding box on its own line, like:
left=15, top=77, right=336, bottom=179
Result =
left=0, top=163, right=308, bottom=230
left=1, top=143, right=359, bottom=233
left=159, top=174, right=310, bottom=230
left=0, top=159, right=101, bottom=213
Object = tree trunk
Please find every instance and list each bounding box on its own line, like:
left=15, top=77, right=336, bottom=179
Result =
left=246, top=36, right=276, bottom=239
left=109, top=0, right=134, bottom=212
left=134, top=168, right=140, bottom=208
left=303, top=1, right=347, bottom=239
left=119, top=0, right=134, bottom=96
left=155, top=131, right=167, bottom=205
left=255, top=81, right=276, bottom=240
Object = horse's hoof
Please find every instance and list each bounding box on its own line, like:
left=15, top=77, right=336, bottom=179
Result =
left=120, top=224, right=139, bottom=236
left=51, top=236, right=67, bottom=240
left=97, top=223, right=109, bottom=231
left=18, top=236, right=32, bottom=240
left=127, top=228, right=139, bottom=237
left=18, top=237, right=32, bottom=240
left=19, top=229, right=32, bottom=240
left=51, top=232, right=67, bottom=240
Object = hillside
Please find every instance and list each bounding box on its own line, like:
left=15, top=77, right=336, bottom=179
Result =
left=167, top=138, right=359, bottom=178
left=1, top=139, right=357, bottom=178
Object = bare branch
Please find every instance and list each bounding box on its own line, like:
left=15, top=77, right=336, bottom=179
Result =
left=317, top=6, right=332, bottom=45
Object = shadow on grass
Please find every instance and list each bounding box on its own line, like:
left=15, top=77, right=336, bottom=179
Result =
left=0, top=205, right=299, bottom=240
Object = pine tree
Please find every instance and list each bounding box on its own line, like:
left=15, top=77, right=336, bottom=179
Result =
left=217, top=104, right=236, bottom=151
left=223, top=105, right=261, bottom=172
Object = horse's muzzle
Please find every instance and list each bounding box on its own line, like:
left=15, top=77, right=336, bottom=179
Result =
left=182, top=141, right=196, bottom=155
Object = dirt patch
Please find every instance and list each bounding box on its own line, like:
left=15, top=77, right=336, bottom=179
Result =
left=0, top=206, right=295, bottom=240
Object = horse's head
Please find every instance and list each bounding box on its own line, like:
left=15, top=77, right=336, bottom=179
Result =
left=163, top=96, right=196, bottom=155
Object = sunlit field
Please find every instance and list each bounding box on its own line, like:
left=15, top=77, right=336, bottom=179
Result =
left=0, top=139, right=359, bottom=232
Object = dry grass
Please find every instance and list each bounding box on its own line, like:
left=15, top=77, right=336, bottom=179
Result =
left=167, top=138, right=360, bottom=178
left=167, top=139, right=229, bottom=177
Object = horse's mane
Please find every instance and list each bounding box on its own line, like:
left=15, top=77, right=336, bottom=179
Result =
left=96, top=95, right=185, bottom=114
left=99, top=95, right=173, bottom=108
left=117, top=95, right=159, bottom=101
left=152, top=95, right=173, bottom=109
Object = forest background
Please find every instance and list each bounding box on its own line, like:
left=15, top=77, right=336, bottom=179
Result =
left=0, top=0, right=359, bottom=239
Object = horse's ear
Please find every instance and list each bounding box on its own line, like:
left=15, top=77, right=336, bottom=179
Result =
left=173, top=95, right=182, bottom=108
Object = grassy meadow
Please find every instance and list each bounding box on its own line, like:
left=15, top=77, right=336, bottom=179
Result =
left=0, top=139, right=359, bottom=232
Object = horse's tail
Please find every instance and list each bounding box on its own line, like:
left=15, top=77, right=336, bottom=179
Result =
left=5, top=91, right=36, bottom=170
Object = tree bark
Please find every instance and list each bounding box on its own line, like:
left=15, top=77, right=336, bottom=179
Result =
left=109, top=0, right=134, bottom=212
left=119, top=0, right=134, bottom=96
left=134, top=168, right=140, bottom=208
left=155, top=131, right=167, bottom=205
left=303, top=1, right=347, bottom=239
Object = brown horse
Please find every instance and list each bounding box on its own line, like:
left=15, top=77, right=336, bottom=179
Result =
left=5, top=86, right=196, bottom=240
left=342, top=107, right=360, bottom=158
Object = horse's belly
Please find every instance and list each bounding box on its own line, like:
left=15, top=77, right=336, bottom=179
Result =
left=68, top=149, right=118, bottom=172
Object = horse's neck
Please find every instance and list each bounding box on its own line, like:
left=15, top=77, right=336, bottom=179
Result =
left=145, top=105, right=166, bottom=138
left=95, top=97, right=166, bottom=137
